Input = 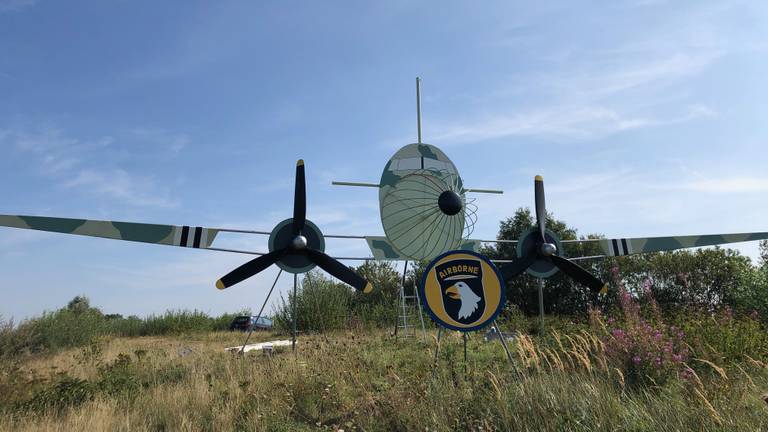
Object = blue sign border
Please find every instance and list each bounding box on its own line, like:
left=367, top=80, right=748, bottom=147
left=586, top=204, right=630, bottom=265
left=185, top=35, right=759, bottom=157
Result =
left=419, top=249, right=506, bottom=332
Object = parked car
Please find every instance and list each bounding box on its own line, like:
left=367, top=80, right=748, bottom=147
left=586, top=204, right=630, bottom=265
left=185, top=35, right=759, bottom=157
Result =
left=229, top=315, right=273, bottom=331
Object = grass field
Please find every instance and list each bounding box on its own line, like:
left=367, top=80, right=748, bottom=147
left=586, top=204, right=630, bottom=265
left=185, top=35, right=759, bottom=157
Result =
left=1, top=321, right=767, bottom=432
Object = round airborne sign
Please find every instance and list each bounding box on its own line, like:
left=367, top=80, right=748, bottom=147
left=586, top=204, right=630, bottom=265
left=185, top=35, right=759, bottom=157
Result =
left=420, top=250, right=506, bottom=332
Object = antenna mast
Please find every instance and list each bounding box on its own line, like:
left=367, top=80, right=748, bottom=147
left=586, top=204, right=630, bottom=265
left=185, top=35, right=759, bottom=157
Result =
left=416, top=77, right=422, bottom=144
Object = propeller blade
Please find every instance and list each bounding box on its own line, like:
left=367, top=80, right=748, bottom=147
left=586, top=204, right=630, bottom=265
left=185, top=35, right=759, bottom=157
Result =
left=500, top=252, right=538, bottom=281
left=550, top=255, right=608, bottom=294
left=305, top=249, right=373, bottom=293
left=216, top=249, right=286, bottom=290
left=293, top=159, right=306, bottom=235
left=534, top=175, right=546, bottom=242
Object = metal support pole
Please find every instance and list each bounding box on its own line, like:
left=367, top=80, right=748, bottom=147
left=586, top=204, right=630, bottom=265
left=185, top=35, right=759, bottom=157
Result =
left=239, top=269, right=283, bottom=355
left=413, top=267, right=427, bottom=342
left=292, top=273, right=298, bottom=352
left=492, top=320, right=521, bottom=379
left=492, top=321, right=514, bottom=365
left=416, top=77, right=422, bottom=144
left=463, top=332, right=468, bottom=374
left=538, top=278, right=545, bottom=336
left=393, top=260, right=409, bottom=339
left=431, top=326, right=444, bottom=379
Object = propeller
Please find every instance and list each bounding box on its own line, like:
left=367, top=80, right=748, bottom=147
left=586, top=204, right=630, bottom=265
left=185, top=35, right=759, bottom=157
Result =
left=215, top=159, right=373, bottom=294
left=501, top=175, right=608, bottom=295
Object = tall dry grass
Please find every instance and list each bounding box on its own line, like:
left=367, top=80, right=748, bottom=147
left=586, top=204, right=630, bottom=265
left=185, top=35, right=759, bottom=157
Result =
left=1, top=327, right=766, bottom=431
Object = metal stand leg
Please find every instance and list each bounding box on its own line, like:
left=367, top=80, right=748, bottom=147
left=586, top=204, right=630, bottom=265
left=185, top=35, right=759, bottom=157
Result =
left=239, top=269, right=283, bottom=355
left=394, top=261, right=409, bottom=339
left=463, top=332, right=468, bottom=374
left=292, top=273, right=298, bottom=352
left=493, top=320, right=514, bottom=365
left=431, top=327, right=444, bottom=379
left=492, top=320, right=521, bottom=378
left=538, top=278, right=545, bottom=336
left=413, top=268, right=427, bottom=342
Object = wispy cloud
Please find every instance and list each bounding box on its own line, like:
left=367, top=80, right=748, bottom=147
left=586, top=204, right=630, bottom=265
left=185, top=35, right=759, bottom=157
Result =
left=431, top=104, right=714, bottom=145
left=63, top=169, right=179, bottom=208
left=128, top=128, right=189, bottom=155
left=544, top=51, right=722, bottom=101
left=408, top=4, right=729, bottom=147
left=680, top=177, right=768, bottom=193
left=1, top=126, right=181, bottom=208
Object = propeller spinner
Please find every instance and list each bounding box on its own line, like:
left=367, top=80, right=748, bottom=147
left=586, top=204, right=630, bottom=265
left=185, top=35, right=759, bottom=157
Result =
left=500, top=175, right=608, bottom=294
left=216, top=160, right=373, bottom=293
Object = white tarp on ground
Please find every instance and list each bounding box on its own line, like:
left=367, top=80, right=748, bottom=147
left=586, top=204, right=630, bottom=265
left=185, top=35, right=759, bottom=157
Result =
left=224, top=339, right=292, bottom=353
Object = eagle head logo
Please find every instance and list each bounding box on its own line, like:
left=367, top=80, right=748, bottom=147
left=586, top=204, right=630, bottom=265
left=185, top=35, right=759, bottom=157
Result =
left=445, top=281, right=482, bottom=320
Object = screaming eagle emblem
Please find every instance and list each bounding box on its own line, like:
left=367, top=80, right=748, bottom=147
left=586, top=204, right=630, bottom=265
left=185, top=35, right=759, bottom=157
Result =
left=420, top=250, right=505, bottom=332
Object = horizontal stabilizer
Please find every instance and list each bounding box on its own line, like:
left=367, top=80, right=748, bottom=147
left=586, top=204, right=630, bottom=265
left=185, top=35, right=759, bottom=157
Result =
left=365, top=236, right=482, bottom=260
left=0, top=215, right=219, bottom=249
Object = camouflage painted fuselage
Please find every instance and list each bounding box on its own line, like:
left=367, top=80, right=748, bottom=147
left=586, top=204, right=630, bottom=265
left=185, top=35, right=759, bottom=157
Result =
left=378, top=143, right=469, bottom=261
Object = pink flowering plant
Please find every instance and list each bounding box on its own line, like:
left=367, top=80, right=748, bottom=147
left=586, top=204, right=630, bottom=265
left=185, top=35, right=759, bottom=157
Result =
left=599, top=269, right=691, bottom=385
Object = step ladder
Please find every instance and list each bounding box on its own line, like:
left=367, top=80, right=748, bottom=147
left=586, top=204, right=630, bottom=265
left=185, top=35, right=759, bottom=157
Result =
left=394, top=261, right=427, bottom=340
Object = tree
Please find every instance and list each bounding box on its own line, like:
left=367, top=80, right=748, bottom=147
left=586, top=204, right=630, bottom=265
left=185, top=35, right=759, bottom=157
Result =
left=613, top=248, right=753, bottom=311
left=66, top=296, right=93, bottom=315
left=352, top=261, right=401, bottom=306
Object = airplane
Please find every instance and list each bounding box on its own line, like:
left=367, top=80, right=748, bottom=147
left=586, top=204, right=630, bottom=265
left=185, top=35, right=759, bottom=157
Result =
left=3, top=140, right=768, bottom=299
left=3, top=79, right=768, bottom=298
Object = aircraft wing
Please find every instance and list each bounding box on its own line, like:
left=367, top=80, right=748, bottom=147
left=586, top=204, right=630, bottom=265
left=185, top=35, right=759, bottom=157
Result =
left=0, top=214, right=220, bottom=250
left=593, top=232, right=768, bottom=256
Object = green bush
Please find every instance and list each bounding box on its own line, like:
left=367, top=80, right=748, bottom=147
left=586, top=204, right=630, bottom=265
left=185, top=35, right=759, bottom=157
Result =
left=96, top=353, right=142, bottom=399
left=0, top=298, right=256, bottom=358
left=272, top=262, right=407, bottom=333
left=24, top=374, right=94, bottom=415
left=139, top=310, right=214, bottom=336
left=728, top=266, right=768, bottom=319
left=273, top=271, right=353, bottom=332
left=675, top=308, right=768, bottom=363
left=0, top=308, right=106, bottom=356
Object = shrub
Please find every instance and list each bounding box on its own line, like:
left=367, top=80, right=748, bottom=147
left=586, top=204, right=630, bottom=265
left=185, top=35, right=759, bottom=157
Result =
left=676, top=306, right=768, bottom=363
left=0, top=308, right=106, bottom=356
left=139, top=310, right=215, bottom=336
left=728, top=266, right=768, bottom=319
left=0, top=298, right=260, bottom=358
left=96, top=353, right=142, bottom=399
left=273, top=271, right=353, bottom=332
left=24, top=374, right=94, bottom=415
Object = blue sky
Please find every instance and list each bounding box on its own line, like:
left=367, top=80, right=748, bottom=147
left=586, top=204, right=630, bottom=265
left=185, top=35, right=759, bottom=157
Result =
left=2, top=0, right=767, bottom=320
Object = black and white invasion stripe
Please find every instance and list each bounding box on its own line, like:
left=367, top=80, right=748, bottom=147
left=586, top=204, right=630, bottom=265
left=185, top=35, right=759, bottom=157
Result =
left=173, top=226, right=210, bottom=248
left=608, top=238, right=632, bottom=256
